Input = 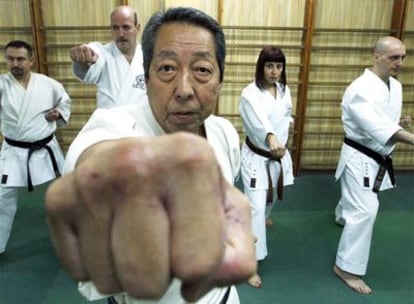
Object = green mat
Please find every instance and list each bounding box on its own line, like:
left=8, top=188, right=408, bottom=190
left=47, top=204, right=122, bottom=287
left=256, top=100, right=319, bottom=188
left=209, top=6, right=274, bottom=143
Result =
left=0, top=173, right=413, bottom=304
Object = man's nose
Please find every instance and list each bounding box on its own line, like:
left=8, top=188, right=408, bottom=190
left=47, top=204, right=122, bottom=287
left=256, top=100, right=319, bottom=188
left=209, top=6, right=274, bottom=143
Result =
left=176, top=72, right=194, bottom=100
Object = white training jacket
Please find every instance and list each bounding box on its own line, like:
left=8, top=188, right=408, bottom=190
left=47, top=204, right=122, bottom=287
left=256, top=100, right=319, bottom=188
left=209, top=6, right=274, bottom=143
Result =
left=63, top=99, right=241, bottom=304
left=72, top=41, right=147, bottom=109
left=0, top=72, right=71, bottom=187
left=335, top=68, right=403, bottom=191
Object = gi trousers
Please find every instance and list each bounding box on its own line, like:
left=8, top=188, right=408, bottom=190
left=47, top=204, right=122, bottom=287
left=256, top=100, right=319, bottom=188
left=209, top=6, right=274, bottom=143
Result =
left=0, top=185, right=19, bottom=253
left=243, top=187, right=276, bottom=261
left=335, top=165, right=379, bottom=275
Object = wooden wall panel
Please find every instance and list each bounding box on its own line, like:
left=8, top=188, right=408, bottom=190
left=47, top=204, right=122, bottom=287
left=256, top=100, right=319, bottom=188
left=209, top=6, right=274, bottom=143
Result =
left=165, top=0, right=218, bottom=19
left=315, top=0, right=394, bottom=28
left=126, top=0, right=163, bottom=37
left=0, top=0, right=33, bottom=65
left=397, top=0, right=414, bottom=169
left=302, top=0, right=413, bottom=170
left=41, top=0, right=117, bottom=26
left=0, top=0, right=412, bottom=170
left=220, top=0, right=306, bottom=162
left=0, top=0, right=32, bottom=27
left=222, top=0, right=305, bottom=27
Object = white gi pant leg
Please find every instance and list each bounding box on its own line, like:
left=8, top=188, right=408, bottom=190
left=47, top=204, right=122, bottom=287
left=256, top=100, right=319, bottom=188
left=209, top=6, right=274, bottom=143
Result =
left=265, top=198, right=274, bottom=219
left=335, top=166, right=379, bottom=276
left=335, top=199, right=345, bottom=226
left=265, top=160, right=281, bottom=220
left=0, top=185, right=19, bottom=253
left=243, top=188, right=275, bottom=261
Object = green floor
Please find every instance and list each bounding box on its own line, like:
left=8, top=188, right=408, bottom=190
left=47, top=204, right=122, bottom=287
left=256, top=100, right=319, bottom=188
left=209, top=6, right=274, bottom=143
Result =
left=0, top=173, right=413, bottom=304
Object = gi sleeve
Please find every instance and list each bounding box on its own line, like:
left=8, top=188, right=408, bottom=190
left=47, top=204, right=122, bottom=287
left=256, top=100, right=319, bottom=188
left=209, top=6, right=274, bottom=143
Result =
left=345, top=94, right=402, bottom=145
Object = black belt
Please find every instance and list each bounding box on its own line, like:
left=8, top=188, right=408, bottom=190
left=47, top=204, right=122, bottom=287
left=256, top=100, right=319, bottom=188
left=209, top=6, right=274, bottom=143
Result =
left=107, top=297, right=117, bottom=304
left=5, top=133, right=60, bottom=192
left=107, top=286, right=232, bottom=304
left=246, top=137, right=283, bottom=202
left=344, top=137, right=395, bottom=192
left=219, top=286, right=232, bottom=304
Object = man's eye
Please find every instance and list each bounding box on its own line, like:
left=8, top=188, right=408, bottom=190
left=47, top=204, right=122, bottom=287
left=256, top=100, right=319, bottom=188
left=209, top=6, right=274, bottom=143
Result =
left=159, top=66, right=174, bottom=73
left=196, top=67, right=212, bottom=74
left=390, top=56, right=404, bottom=62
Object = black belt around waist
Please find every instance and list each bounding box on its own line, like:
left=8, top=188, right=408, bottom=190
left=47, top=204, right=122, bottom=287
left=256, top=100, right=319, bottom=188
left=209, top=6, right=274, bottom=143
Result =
left=344, top=137, right=395, bottom=192
left=107, top=297, right=117, bottom=304
left=246, top=137, right=283, bottom=202
left=5, top=133, right=60, bottom=192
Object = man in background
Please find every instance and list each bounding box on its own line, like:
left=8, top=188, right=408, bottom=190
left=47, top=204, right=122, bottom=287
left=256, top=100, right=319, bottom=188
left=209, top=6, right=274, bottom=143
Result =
left=0, top=40, right=71, bottom=254
left=333, top=36, right=413, bottom=294
left=69, top=5, right=146, bottom=108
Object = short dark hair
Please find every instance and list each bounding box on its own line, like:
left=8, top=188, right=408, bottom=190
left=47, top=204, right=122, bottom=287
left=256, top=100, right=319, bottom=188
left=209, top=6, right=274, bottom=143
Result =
left=142, top=7, right=226, bottom=82
left=5, top=40, right=33, bottom=57
left=255, top=46, right=287, bottom=92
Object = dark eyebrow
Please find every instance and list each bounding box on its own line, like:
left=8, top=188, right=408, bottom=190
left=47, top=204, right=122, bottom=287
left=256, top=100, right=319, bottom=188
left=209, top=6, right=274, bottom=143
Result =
left=6, top=55, right=26, bottom=60
left=193, top=51, right=214, bottom=59
left=111, top=24, right=133, bottom=29
left=155, top=49, right=214, bottom=60
left=155, top=49, right=177, bottom=59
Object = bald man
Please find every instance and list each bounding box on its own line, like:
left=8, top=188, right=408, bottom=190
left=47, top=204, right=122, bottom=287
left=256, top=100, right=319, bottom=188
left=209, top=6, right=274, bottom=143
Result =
left=333, top=36, right=414, bottom=294
left=69, top=5, right=146, bottom=108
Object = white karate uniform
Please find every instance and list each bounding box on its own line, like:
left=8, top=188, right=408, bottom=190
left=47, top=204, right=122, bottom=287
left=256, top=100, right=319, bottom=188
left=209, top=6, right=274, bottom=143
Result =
left=63, top=99, right=241, bottom=304
left=239, top=81, right=294, bottom=261
left=0, top=72, right=71, bottom=253
left=72, top=41, right=146, bottom=108
left=334, top=68, right=403, bottom=275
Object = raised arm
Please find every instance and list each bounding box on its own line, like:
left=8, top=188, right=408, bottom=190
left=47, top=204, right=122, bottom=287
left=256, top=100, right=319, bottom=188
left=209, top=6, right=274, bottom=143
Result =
left=69, top=44, right=99, bottom=80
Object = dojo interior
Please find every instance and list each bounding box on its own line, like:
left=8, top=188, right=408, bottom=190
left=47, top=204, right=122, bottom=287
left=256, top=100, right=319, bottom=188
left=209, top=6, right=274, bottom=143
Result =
left=0, top=0, right=413, bottom=303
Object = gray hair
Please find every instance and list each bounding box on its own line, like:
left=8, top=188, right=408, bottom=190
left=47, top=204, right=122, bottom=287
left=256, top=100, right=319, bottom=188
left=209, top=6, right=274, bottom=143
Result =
left=141, top=7, right=226, bottom=82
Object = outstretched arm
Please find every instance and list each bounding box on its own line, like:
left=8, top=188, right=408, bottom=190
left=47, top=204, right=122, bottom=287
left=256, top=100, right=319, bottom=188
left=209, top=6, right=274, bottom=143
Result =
left=388, top=128, right=414, bottom=146
left=69, top=44, right=99, bottom=80
left=45, top=133, right=256, bottom=301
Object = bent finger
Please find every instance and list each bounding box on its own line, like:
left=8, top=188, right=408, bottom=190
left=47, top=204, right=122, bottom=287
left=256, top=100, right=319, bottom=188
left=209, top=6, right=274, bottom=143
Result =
left=112, top=194, right=170, bottom=298
left=74, top=163, right=122, bottom=295
left=213, top=185, right=257, bottom=284
left=45, top=174, right=87, bottom=281
left=166, top=139, right=225, bottom=282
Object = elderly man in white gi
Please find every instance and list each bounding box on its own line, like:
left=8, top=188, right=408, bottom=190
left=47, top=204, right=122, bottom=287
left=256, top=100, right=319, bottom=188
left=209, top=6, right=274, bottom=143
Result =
left=69, top=5, right=146, bottom=109
left=46, top=7, right=256, bottom=304
left=333, top=36, right=414, bottom=295
left=0, top=40, right=71, bottom=254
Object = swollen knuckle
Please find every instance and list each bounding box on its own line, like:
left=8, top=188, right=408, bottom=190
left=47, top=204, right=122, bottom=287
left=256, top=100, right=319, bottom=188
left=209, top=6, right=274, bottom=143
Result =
left=173, top=133, right=216, bottom=168
left=110, top=141, right=153, bottom=179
